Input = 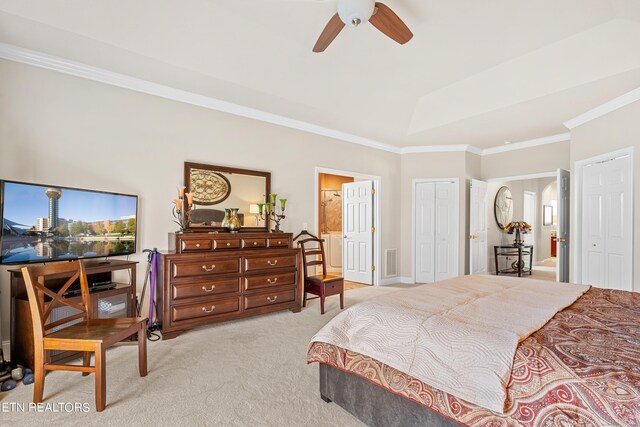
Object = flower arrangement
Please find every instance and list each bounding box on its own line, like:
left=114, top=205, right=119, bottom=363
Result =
left=504, top=221, right=532, bottom=246
left=504, top=221, right=532, bottom=234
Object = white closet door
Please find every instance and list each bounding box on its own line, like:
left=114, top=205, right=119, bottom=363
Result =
left=342, top=180, right=374, bottom=285
left=603, top=156, right=632, bottom=289
left=415, top=181, right=458, bottom=283
left=434, top=182, right=458, bottom=281
left=581, top=156, right=632, bottom=290
left=415, top=182, right=436, bottom=283
left=582, top=163, right=605, bottom=286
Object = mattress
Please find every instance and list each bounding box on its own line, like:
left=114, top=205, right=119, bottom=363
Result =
left=308, top=287, right=640, bottom=426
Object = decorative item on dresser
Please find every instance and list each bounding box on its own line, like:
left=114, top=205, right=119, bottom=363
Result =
left=257, top=193, right=288, bottom=232
left=172, top=186, right=194, bottom=232
left=158, top=231, right=303, bottom=339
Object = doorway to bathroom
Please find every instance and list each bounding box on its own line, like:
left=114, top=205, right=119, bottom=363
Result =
left=314, top=167, right=381, bottom=286
left=318, top=172, right=353, bottom=275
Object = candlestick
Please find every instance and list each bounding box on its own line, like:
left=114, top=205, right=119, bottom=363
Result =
left=178, top=186, right=186, bottom=197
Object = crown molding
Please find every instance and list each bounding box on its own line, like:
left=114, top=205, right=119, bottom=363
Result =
left=485, top=171, right=557, bottom=183
left=0, top=42, right=572, bottom=158
left=0, top=42, right=402, bottom=154
left=564, top=87, right=640, bottom=129
left=400, top=144, right=480, bottom=154
left=480, top=133, right=570, bottom=156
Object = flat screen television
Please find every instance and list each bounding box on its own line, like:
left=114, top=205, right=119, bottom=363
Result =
left=0, top=180, right=138, bottom=265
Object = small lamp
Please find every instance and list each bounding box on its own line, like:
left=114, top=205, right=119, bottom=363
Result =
left=250, top=204, right=260, bottom=226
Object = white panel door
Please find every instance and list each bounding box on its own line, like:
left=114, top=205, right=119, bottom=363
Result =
left=469, top=179, right=488, bottom=274
left=557, top=169, right=570, bottom=282
left=415, top=182, right=436, bottom=283
left=580, top=156, right=632, bottom=290
left=603, top=156, right=632, bottom=290
left=582, top=164, right=604, bottom=286
left=434, top=182, right=458, bottom=281
left=343, top=181, right=373, bottom=284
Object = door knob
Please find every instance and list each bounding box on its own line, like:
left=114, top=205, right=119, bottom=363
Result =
left=344, top=235, right=347, bottom=238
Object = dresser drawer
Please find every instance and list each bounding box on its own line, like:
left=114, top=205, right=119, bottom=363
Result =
left=244, top=254, right=297, bottom=272
left=213, top=238, right=241, bottom=250
left=267, top=237, right=289, bottom=248
left=180, top=239, right=212, bottom=252
left=171, top=258, right=240, bottom=279
left=172, top=278, right=241, bottom=300
left=244, top=272, right=295, bottom=291
left=171, top=297, right=240, bottom=322
left=242, top=238, right=267, bottom=249
left=244, top=288, right=295, bottom=311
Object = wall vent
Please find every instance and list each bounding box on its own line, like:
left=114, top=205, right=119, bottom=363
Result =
left=385, top=248, right=398, bottom=277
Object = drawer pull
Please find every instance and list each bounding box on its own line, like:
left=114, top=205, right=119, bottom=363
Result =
left=202, top=264, right=216, bottom=272
left=201, top=305, right=216, bottom=313
left=278, top=241, right=282, bottom=244
left=226, top=242, right=231, bottom=247
left=253, top=241, right=258, bottom=246
left=267, top=259, right=278, bottom=266
left=201, top=285, right=216, bottom=292
left=195, top=243, right=201, bottom=248
left=267, top=296, right=278, bottom=303
left=267, top=277, right=278, bottom=284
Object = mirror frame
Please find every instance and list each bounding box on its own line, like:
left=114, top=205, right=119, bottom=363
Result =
left=494, top=186, right=513, bottom=230
left=184, top=162, right=271, bottom=232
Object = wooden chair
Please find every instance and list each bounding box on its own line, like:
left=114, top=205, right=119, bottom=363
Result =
left=298, top=235, right=344, bottom=315
left=21, top=260, right=148, bottom=412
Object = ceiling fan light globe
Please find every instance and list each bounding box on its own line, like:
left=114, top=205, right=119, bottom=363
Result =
left=337, top=0, right=375, bottom=27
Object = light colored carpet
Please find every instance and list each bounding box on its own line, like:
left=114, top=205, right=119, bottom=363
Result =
left=0, top=285, right=404, bottom=426
left=535, top=257, right=557, bottom=268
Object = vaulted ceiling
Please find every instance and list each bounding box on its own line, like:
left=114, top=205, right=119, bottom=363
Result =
left=1, top=0, right=639, bottom=149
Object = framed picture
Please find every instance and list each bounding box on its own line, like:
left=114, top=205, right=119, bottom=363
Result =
left=543, top=205, right=553, bottom=226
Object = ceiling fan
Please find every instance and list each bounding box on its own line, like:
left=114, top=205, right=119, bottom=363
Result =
left=313, top=0, right=413, bottom=52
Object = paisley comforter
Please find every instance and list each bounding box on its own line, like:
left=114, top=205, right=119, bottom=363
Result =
left=308, top=287, right=640, bottom=426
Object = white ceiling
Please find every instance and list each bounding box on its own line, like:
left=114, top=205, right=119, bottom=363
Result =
left=1, top=0, right=639, bottom=149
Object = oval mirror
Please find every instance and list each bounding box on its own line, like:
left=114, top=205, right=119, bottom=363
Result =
left=494, top=186, right=513, bottom=230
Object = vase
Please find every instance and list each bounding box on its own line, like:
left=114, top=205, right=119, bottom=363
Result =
left=221, top=208, right=230, bottom=229
left=224, top=208, right=241, bottom=233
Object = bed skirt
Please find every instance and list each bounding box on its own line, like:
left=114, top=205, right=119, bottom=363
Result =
left=319, top=364, right=460, bottom=427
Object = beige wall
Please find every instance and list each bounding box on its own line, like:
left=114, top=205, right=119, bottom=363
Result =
left=481, top=142, right=570, bottom=180
left=570, top=100, right=640, bottom=292
left=0, top=60, right=402, bottom=344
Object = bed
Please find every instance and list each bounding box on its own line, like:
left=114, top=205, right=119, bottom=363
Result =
left=307, top=275, right=640, bottom=427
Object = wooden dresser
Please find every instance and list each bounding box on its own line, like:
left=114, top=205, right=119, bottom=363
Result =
left=158, top=231, right=303, bottom=339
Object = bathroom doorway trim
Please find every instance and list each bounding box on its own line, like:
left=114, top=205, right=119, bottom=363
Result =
left=314, top=167, right=382, bottom=286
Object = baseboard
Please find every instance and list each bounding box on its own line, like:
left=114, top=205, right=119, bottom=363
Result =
left=2, top=340, right=10, bottom=361
left=400, top=276, right=415, bottom=284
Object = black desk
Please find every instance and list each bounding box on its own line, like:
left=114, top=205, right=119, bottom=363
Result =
left=494, top=245, right=533, bottom=277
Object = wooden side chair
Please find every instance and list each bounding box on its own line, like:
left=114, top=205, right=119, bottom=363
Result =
left=298, top=235, right=344, bottom=315
left=21, top=260, right=148, bottom=412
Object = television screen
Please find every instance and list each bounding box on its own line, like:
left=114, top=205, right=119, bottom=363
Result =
left=1, top=180, right=138, bottom=265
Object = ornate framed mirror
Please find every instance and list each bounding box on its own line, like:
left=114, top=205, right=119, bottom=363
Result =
left=184, top=162, right=270, bottom=231
left=494, top=186, right=513, bottom=230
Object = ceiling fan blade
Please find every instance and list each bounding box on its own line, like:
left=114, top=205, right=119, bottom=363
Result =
left=313, top=13, right=345, bottom=52
left=369, top=2, right=413, bottom=45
